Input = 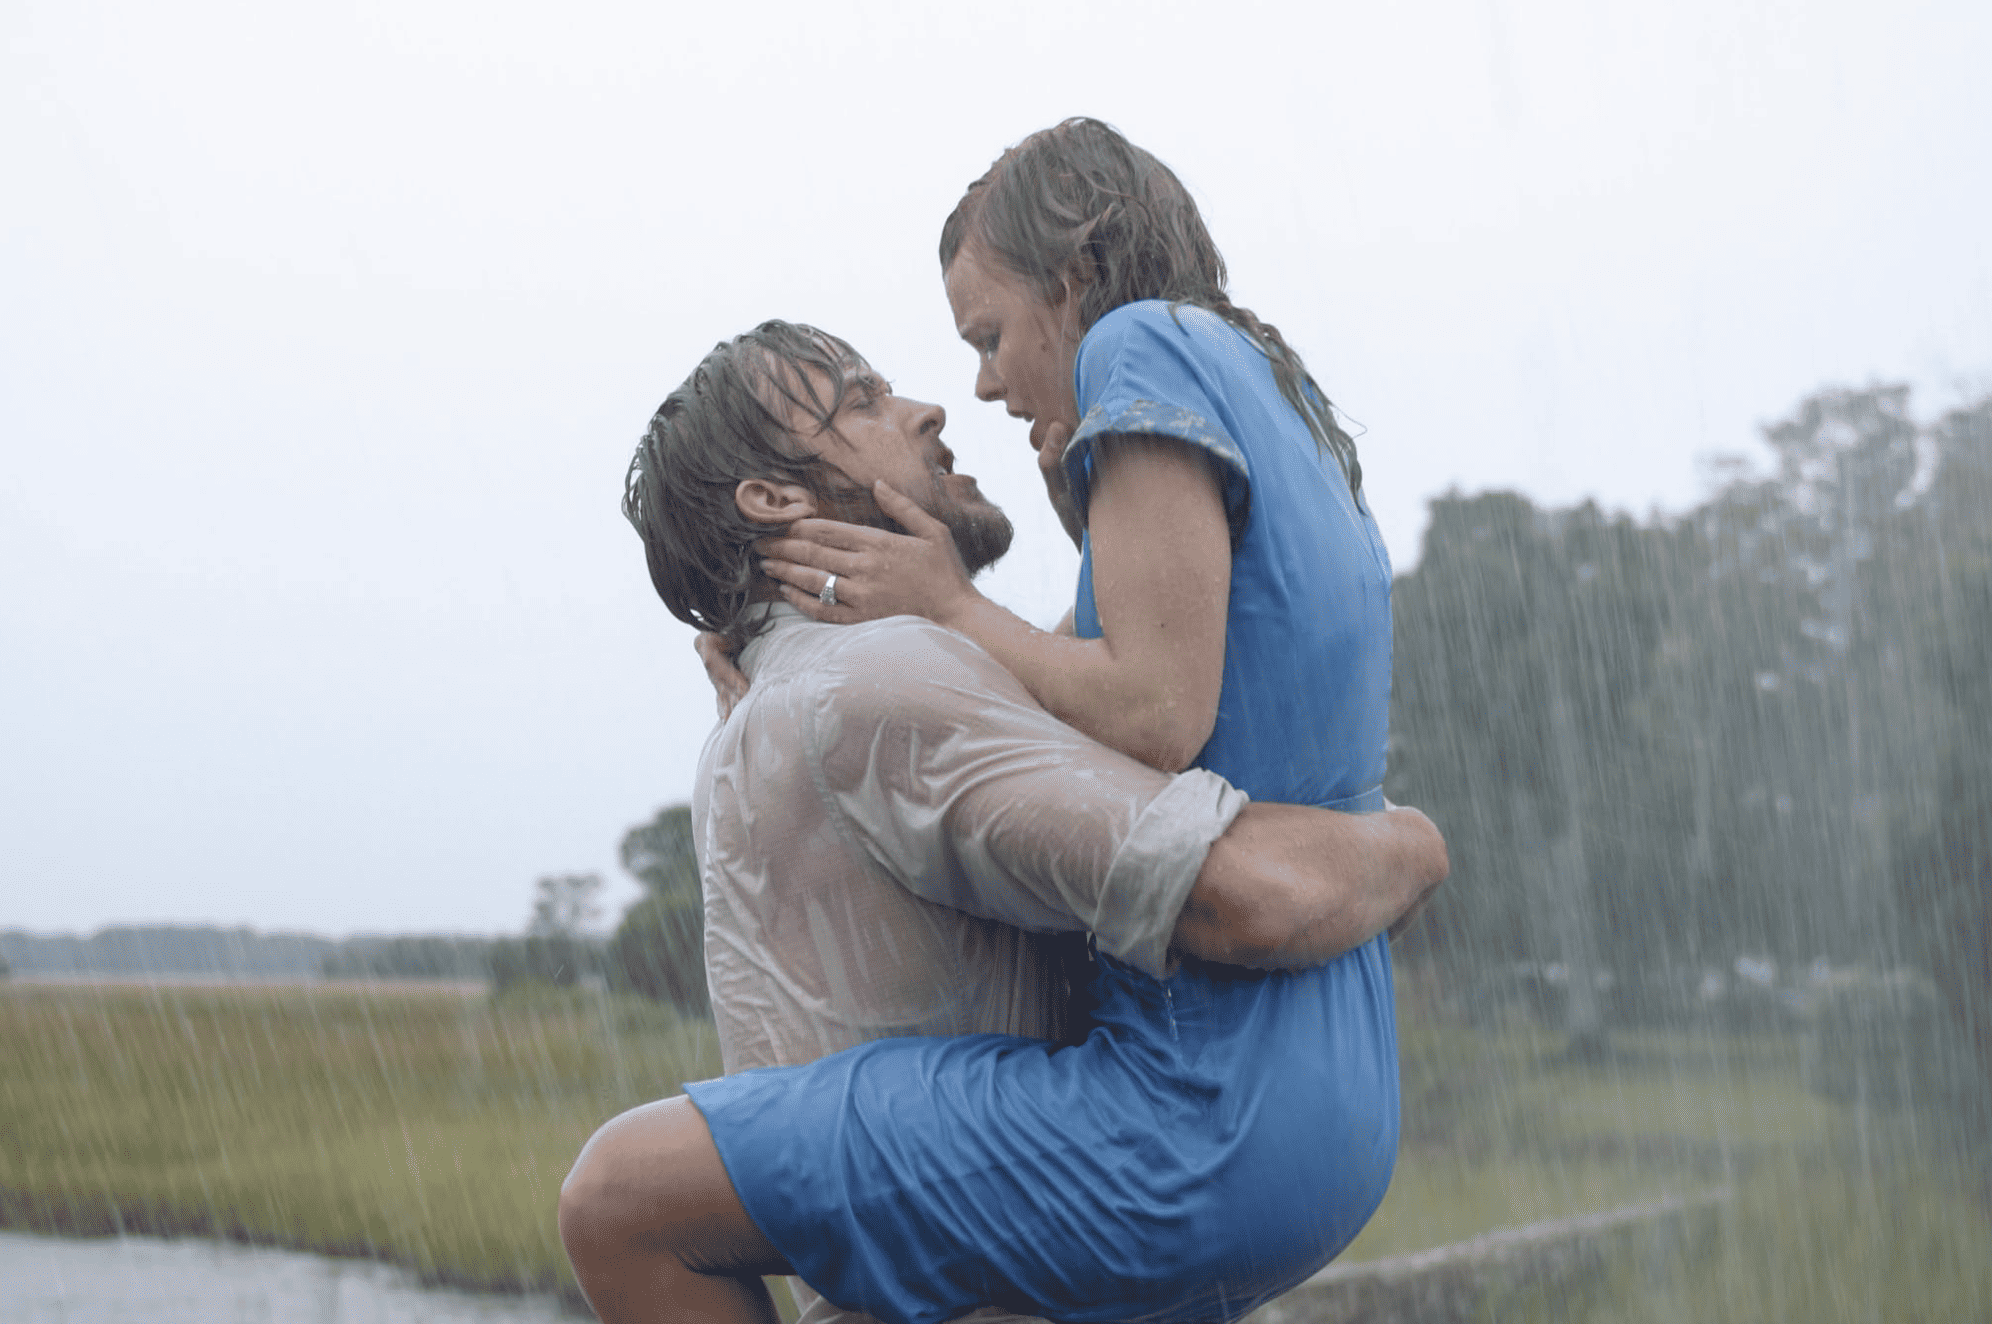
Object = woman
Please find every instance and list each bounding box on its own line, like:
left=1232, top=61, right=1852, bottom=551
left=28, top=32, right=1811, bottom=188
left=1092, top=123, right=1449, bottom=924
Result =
left=575, top=119, right=1412, bottom=1324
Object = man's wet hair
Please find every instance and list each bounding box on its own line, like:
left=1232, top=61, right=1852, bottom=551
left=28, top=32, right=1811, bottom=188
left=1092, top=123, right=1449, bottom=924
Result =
left=623, top=320, right=868, bottom=650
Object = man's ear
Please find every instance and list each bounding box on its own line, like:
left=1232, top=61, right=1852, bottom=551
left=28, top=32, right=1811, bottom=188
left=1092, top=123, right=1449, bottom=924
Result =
left=735, top=478, right=819, bottom=527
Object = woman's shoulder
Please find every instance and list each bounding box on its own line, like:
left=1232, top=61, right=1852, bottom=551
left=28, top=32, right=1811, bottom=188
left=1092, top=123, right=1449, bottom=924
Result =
left=1082, top=301, right=1261, bottom=378
left=1085, top=299, right=1229, bottom=344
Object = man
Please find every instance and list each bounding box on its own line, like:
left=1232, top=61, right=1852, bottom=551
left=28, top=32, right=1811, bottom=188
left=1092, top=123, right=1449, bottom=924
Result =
left=559, top=321, right=1447, bottom=1324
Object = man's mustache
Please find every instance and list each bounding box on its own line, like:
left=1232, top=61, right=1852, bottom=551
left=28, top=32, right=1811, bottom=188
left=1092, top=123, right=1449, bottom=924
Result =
left=797, top=478, right=1014, bottom=577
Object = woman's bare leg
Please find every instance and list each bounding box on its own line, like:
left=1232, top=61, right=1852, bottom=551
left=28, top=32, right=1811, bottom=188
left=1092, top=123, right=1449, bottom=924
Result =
left=559, top=1094, right=794, bottom=1324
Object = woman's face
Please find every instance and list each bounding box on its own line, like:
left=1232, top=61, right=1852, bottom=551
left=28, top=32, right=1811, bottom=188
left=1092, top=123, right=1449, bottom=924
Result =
left=943, top=239, right=1084, bottom=458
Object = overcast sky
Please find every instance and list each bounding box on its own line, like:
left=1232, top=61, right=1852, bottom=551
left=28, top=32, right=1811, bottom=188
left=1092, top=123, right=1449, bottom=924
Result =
left=5, top=0, right=1988, bottom=937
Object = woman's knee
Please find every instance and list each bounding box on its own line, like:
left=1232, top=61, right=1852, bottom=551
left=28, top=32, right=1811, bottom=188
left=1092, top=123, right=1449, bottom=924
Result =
left=561, top=1097, right=690, bottom=1256
left=558, top=1094, right=788, bottom=1276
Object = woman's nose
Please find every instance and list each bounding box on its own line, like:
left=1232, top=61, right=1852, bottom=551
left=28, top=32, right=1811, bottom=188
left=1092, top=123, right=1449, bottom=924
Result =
left=974, top=360, right=1002, bottom=403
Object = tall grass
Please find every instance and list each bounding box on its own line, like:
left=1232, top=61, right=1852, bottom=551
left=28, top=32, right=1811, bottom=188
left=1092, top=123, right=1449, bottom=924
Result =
left=0, top=981, right=719, bottom=1302
left=6, top=979, right=1986, bottom=1321
left=1358, top=982, right=1992, bottom=1321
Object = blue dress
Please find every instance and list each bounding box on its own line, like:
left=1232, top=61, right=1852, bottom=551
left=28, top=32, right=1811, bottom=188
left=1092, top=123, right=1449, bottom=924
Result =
left=688, top=300, right=1398, bottom=1324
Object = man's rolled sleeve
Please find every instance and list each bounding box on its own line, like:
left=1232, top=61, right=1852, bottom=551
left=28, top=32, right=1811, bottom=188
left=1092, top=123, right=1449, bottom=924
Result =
left=1092, top=769, right=1249, bottom=978
left=808, top=620, right=1247, bottom=969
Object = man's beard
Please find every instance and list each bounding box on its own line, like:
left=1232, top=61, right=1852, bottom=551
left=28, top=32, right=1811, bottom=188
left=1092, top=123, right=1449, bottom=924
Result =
left=814, top=480, right=1014, bottom=576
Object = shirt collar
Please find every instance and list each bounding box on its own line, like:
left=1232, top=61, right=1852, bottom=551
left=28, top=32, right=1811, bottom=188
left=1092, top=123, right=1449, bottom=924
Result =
left=736, top=601, right=811, bottom=680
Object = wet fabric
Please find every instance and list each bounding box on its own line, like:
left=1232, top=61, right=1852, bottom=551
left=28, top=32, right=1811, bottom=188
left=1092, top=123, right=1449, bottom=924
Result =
left=692, top=606, right=1245, bottom=1076
left=1067, top=300, right=1393, bottom=804
left=687, top=606, right=1247, bottom=1324
left=693, top=300, right=1400, bottom=1324
left=694, top=940, right=1397, bottom=1324
left=1054, top=297, right=1404, bottom=1310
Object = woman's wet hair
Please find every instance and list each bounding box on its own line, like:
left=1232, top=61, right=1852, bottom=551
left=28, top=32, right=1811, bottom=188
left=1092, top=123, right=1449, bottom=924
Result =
left=941, top=117, right=1362, bottom=494
left=624, top=320, right=861, bottom=650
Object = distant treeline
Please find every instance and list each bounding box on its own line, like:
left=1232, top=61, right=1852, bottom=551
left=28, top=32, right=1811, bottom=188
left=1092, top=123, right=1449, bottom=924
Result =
left=1388, top=384, right=1990, bottom=1084
left=0, top=802, right=705, bottom=1012
left=0, top=926, right=495, bottom=981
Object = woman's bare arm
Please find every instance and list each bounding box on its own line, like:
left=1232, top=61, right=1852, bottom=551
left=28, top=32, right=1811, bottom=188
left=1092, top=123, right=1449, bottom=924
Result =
left=761, top=434, right=1230, bottom=772
left=940, top=436, right=1228, bottom=769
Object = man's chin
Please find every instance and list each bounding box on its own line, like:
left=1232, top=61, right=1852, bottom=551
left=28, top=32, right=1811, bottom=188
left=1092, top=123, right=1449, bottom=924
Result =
left=815, top=480, right=1012, bottom=576
left=950, top=505, right=1015, bottom=577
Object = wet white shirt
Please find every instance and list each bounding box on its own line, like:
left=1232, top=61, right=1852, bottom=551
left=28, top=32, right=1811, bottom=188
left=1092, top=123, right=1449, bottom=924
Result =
left=690, top=604, right=1247, bottom=1324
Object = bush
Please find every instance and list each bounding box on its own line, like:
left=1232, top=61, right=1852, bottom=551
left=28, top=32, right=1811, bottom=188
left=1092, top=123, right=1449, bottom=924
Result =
left=486, top=934, right=599, bottom=994
left=319, top=935, right=493, bottom=981
left=607, top=804, right=708, bottom=1017
left=1801, top=969, right=1954, bottom=1106
left=608, top=892, right=707, bottom=1016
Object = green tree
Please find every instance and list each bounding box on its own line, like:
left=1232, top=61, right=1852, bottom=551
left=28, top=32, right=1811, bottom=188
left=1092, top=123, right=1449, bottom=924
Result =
left=489, top=872, right=605, bottom=994
left=609, top=805, right=708, bottom=1015
left=487, top=933, right=595, bottom=992
left=319, top=935, right=493, bottom=980
left=529, top=873, right=604, bottom=937
left=1394, top=383, right=1990, bottom=1085
left=1891, top=397, right=1992, bottom=1116
left=1393, top=492, right=1671, bottom=1053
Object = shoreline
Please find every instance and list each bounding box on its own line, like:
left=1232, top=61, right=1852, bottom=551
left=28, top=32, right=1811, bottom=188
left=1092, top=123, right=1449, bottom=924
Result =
left=1, top=982, right=721, bottom=1315
left=0, top=1190, right=591, bottom=1310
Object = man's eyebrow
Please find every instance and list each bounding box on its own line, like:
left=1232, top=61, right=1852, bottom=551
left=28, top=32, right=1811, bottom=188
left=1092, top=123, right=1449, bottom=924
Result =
left=807, top=369, right=890, bottom=438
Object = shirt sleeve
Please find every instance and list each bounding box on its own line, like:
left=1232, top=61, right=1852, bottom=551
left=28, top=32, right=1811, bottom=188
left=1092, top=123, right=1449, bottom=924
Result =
left=1064, top=301, right=1256, bottom=542
left=803, top=619, right=1249, bottom=979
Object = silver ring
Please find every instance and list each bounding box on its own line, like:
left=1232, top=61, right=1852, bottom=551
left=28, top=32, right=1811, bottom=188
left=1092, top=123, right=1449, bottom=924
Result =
left=818, top=573, right=838, bottom=607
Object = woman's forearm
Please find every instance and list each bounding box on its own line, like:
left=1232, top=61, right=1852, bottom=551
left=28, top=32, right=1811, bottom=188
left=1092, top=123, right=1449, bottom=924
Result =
left=938, top=436, right=1231, bottom=772
left=938, top=595, right=1212, bottom=771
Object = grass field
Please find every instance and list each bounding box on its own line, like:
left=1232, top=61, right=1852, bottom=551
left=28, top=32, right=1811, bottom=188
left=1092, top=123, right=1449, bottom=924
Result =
left=1369, top=994, right=1992, bottom=1322
left=3, top=977, right=1986, bottom=1321
left=0, top=979, right=718, bottom=1307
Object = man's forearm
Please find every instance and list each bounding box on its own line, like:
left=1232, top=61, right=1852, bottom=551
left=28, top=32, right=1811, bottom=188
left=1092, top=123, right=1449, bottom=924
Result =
left=1172, top=804, right=1447, bottom=970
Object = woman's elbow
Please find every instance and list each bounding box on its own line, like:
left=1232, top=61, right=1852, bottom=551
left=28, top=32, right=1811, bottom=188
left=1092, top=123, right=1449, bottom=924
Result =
left=1135, top=739, right=1198, bottom=775
left=1124, top=708, right=1216, bottom=774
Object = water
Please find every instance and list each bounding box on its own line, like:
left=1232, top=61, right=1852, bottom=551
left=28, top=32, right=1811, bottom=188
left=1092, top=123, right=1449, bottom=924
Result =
left=0, top=1233, right=577, bottom=1324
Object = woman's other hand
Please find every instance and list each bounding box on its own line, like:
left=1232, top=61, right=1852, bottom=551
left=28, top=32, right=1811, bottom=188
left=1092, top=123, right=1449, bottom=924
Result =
left=695, top=632, right=750, bottom=720
left=757, top=481, right=981, bottom=627
left=1037, top=421, right=1084, bottom=550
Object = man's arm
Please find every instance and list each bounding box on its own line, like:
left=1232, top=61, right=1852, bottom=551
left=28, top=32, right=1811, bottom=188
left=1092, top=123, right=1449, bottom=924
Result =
left=814, top=620, right=1446, bottom=980
left=1173, top=803, right=1447, bottom=970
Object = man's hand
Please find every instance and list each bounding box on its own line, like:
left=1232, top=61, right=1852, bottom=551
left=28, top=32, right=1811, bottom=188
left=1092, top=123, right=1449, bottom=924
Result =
left=695, top=632, right=750, bottom=720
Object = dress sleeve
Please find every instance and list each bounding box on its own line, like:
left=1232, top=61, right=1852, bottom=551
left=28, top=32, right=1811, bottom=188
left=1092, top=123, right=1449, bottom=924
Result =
left=1064, top=302, right=1255, bottom=542
left=805, top=621, right=1249, bottom=979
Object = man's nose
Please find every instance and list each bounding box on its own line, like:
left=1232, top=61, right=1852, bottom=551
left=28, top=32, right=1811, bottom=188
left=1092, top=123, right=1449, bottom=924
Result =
left=912, top=398, right=947, bottom=435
